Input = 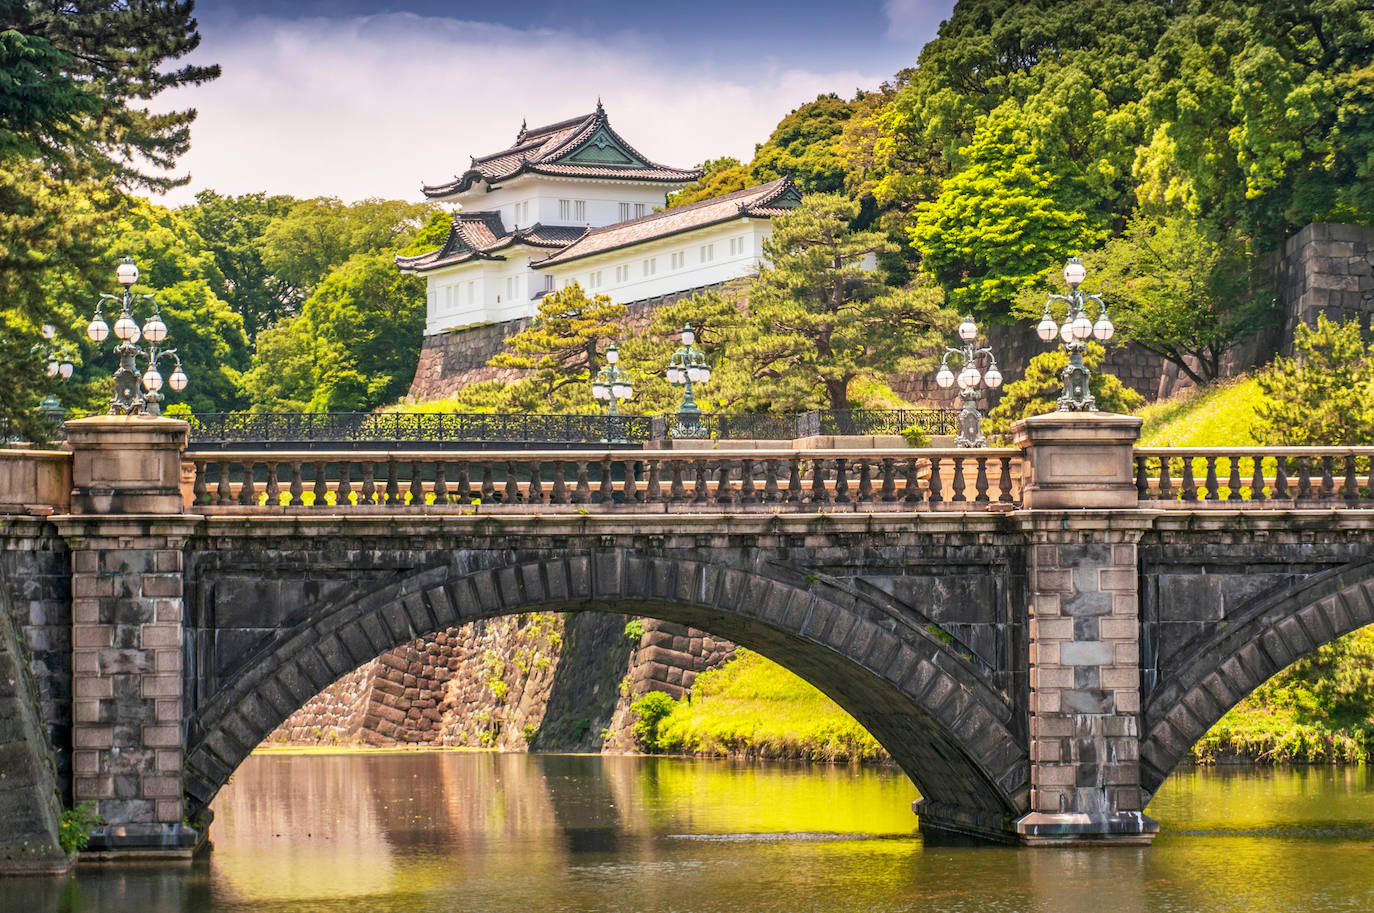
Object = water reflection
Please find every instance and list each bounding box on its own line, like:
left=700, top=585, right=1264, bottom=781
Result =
left=2, top=755, right=1372, bottom=913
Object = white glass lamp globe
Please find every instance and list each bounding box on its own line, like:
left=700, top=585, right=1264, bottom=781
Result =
left=957, top=316, right=978, bottom=342
left=1071, top=313, right=1094, bottom=339
left=168, top=368, right=188, bottom=391
left=667, top=366, right=683, bottom=385
left=59, top=362, right=74, bottom=380
left=1064, top=259, right=1086, bottom=287
left=984, top=366, right=1003, bottom=388
left=1093, top=313, right=1115, bottom=341
left=700, top=367, right=711, bottom=384
left=41, top=324, right=55, bottom=340
left=1060, top=321, right=1074, bottom=344
left=592, top=381, right=609, bottom=401
left=86, top=317, right=109, bottom=343
left=142, top=315, right=167, bottom=344
left=681, top=325, right=695, bottom=346
left=46, top=361, right=60, bottom=377
left=687, top=366, right=704, bottom=383
left=606, top=345, right=619, bottom=365
left=958, top=365, right=981, bottom=388
left=936, top=366, right=955, bottom=388
left=116, top=259, right=139, bottom=286
left=1037, top=312, right=1058, bottom=342
left=611, top=382, right=629, bottom=400
left=113, top=315, right=140, bottom=342
left=142, top=368, right=163, bottom=392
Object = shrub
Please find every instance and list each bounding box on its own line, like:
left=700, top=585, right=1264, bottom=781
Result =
left=59, top=801, right=103, bottom=856
left=630, top=691, right=678, bottom=750
left=623, top=618, right=645, bottom=642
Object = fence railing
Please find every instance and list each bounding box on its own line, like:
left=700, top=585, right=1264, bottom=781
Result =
left=185, top=409, right=961, bottom=450
left=1135, top=448, right=1374, bottom=505
left=183, top=448, right=1022, bottom=511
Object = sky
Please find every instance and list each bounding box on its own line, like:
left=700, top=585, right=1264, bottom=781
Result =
left=151, top=0, right=956, bottom=206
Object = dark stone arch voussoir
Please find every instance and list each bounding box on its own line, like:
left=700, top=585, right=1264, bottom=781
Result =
left=1140, top=560, right=1374, bottom=797
left=183, top=550, right=1028, bottom=839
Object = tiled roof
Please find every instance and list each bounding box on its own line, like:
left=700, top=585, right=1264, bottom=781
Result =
left=531, top=177, right=802, bottom=268
left=395, top=212, right=586, bottom=272
left=420, top=104, right=702, bottom=198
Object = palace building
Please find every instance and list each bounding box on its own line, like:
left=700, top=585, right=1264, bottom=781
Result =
left=397, top=103, right=801, bottom=337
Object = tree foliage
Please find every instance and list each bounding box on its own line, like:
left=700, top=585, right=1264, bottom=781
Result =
left=666, top=157, right=753, bottom=209
left=750, top=93, right=860, bottom=194
left=984, top=342, right=1146, bottom=436
left=1254, top=314, right=1374, bottom=445
left=183, top=190, right=295, bottom=343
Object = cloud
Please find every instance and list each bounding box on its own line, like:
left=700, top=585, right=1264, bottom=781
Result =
left=152, top=13, right=889, bottom=206
left=882, top=0, right=951, bottom=45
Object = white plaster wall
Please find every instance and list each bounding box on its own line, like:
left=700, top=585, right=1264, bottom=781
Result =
left=445, top=175, right=673, bottom=229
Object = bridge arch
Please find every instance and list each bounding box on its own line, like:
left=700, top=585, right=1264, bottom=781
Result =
left=1140, top=560, right=1374, bottom=796
left=184, top=549, right=1029, bottom=840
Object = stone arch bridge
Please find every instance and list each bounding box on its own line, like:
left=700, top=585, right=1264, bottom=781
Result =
left=3, top=411, right=1374, bottom=865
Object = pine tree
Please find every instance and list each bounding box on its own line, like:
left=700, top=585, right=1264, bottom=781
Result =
left=1254, top=315, right=1374, bottom=446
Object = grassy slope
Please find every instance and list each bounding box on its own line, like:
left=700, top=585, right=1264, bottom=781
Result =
left=655, top=376, right=1371, bottom=765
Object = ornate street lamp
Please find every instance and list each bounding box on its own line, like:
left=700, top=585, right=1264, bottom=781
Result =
left=665, top=323, right=711, bottom=439
left=37, top=324, right=74, bottom=381
left=591, top=342, right=634, bottom=443
left=935, top=315, right=1003, bottom=447
left=1035, top=257, right=1114, bottom=411
left=85, top=257, right=189, bottom=416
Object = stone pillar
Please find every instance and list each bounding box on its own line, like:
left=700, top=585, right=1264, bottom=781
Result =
left=56, top=415, right=199, bottom=855
left=1012, top=412, right=1158, bottom=844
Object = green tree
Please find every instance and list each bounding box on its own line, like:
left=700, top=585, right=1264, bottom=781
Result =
left=667, top=157, right=753, bottom=209
left=984, top=342, right=1146, bottom=436
left=0, top=0, right=220, bottom=190
left=910, top=103, right=1106, bottom=318
left=454, top=283, right=628, bottom=414
left=750, top=93, right=860, bottom=194
left=1076, top=211, right=1275, bottom=385
left=183, top=190, right=295, bottom=342
left=1253, top=315, right=1374, bottom=446
left=733, top=193, right=953, bottom=412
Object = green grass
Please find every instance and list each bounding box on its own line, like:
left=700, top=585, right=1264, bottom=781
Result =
left=653, top=649, right=885, bottom=762
left=1137, top=374, right=1265, bottom=447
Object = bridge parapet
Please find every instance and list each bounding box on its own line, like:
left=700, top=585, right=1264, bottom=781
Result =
left=1136, top=447, right=1374, bottom=505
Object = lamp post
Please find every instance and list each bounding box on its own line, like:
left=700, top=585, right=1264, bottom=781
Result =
left=1035, top=257, right=1114, bottom=411
left=32, top=323, right=74, bottom=434
left=591, top=342, right=634, bottom=443
left=935, top=315, right=1003, bottom=447
left=665, top=323, right=711, bottom=439
left=85, top=257, right=189, bottom=416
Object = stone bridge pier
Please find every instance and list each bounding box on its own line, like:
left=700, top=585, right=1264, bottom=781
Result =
left=31, top=407, right=1369, bottom=859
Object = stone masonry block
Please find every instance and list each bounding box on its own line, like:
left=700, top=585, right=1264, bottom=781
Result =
left=141, top=774, right=181, bottom=798
left=73, top=624, right=113, bottom=648
left=1099, top=617, right=1137, bottom=640
left=1058, top=641, right=1114, bottom=665
left=1100, top=666, right=1137, bottom=689
left=73, top=598, right=100, bottom=624
left=73, top=726, right=113, bottom=749
left=1032, top=764, right=1077, bottom=787
left=1114, top=691, right=1140, bottom=712
left=74, top=676, right=113, bottom=700
left=141, top=575, right=182, bottom=598
left=1033, top=568, right=1073, bottom=593
left=1036, top=642, right=1060, bottom=665
left=1032, top=691, right=1060, bottom=713
left=139, top=623, right=181, bottom=648
left=1115, top=642, right=1139, bottom=665
left=155, top=799, right=183, bottom=823
left=141, top=725, right=181, bottom=748
left=1033, top=617, right=1073, bottom=641
left=1098, top=568, right=1135, bottom=592
left=1032, top=665, right=1074, bottom=689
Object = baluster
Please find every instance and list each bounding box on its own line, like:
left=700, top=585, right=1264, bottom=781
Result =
left=974, top=457, right=989, bottom=503
left=360, top=462, right=376, bottom=505
left=740, top=459, right=756, bottom=504
left=336, top=462, right=353, bottom=506
left=787, top=458, right=803, bottom=502
left=951, top=455, right=967, bottom=503
left=1249, top=456, right=1266, bottom=501
left=1344, top=454, right=1358, bottom=502
left=693, top=459, right=709, bottom=504
left=1320, top=455, right=1335, bottom=499
left=715, top=461, right=734, bottom=504
left=763, top=459, right=781, bottom=503
left=552, top=462, right=568, bottom=504
left=574, top=460, right=592, bottom=504
left=880, top=458, right=897, bottom=502
left=527, top=462, right=544, bottom=504
left=998, top=456, right=1014, bottom=504
left=1158, top=457, right=1173, bottom=500
left=645, top=459, right=662, bottom=503
left=386, top=460, right=400, bottom=506
left=902, top=458, right=920, bottom=503
left=809, top=458, right=829, bottom=503
left=410, top=460, right=425, bottom=505
left=193, top=461, right=208, bottom=506
left=598, top=457, right=614, bottom=504
left=481, top=461, right=496, bottom=503
left=457, top=461, right=471, bottom=503
left=1274, top=457, right=1290, bottom=500
left=927, top=456, right=943, bottom=504
left=265, top=462, right=281, bottom=506
left=1226, top=456, right=1242, bottom=502
left=1204, top=456, right=1219, bottom=501
left=669, top=460, right=685, bottom=502
left=1297, top=456, right=1312, bottom=500
left=1135, top=456, right=1149, bottom=500
left=289, top=461, right=304, bottom=506
left=856, top=459, right=873, bottom=503
left=506, top=460, right=520, bottom=503
left=238, top=461, right=257, bottom=506
left=216, top=460, right=231, bottom=506
left=622, top=458, right=639, bottom=503
left=432, top=463, right=448, bottom=505
left=1180, top=457, right=1196, bottom=502
left=313, top=461, right=328, bottom=507
left=1365, top=453, right=1374, bottom=503
left=833, top=458, right=850, bottom=503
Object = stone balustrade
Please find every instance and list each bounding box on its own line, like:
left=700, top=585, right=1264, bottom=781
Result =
left=1135, top=447, right=1374, bottom=504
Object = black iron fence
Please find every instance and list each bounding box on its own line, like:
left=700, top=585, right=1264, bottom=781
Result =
left=186, top=409, right=960, bottom=450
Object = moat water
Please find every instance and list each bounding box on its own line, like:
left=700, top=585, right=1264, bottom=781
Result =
left=6, top=753, right=1374, bottom=913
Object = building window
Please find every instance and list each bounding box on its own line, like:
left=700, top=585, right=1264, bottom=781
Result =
left=619, top=202, right=631, bottom=221
left=615, top=265, right=628, bottom=283
left=729, top=237, right=745, bottom=256
left=671, top=251, right=685, bottom=269
left=643, top=258, right=656, bottom=277
left=559, top=199, right=571, bottom=220
left=635, top=203, right=647, bottom=218
left=700, top=243, right=714, bottom=263
left=543, top=274, right=555, bottom=292
left=465, top=282, right=474, bottom=304
left=514, top=201, right=529, bottom=225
